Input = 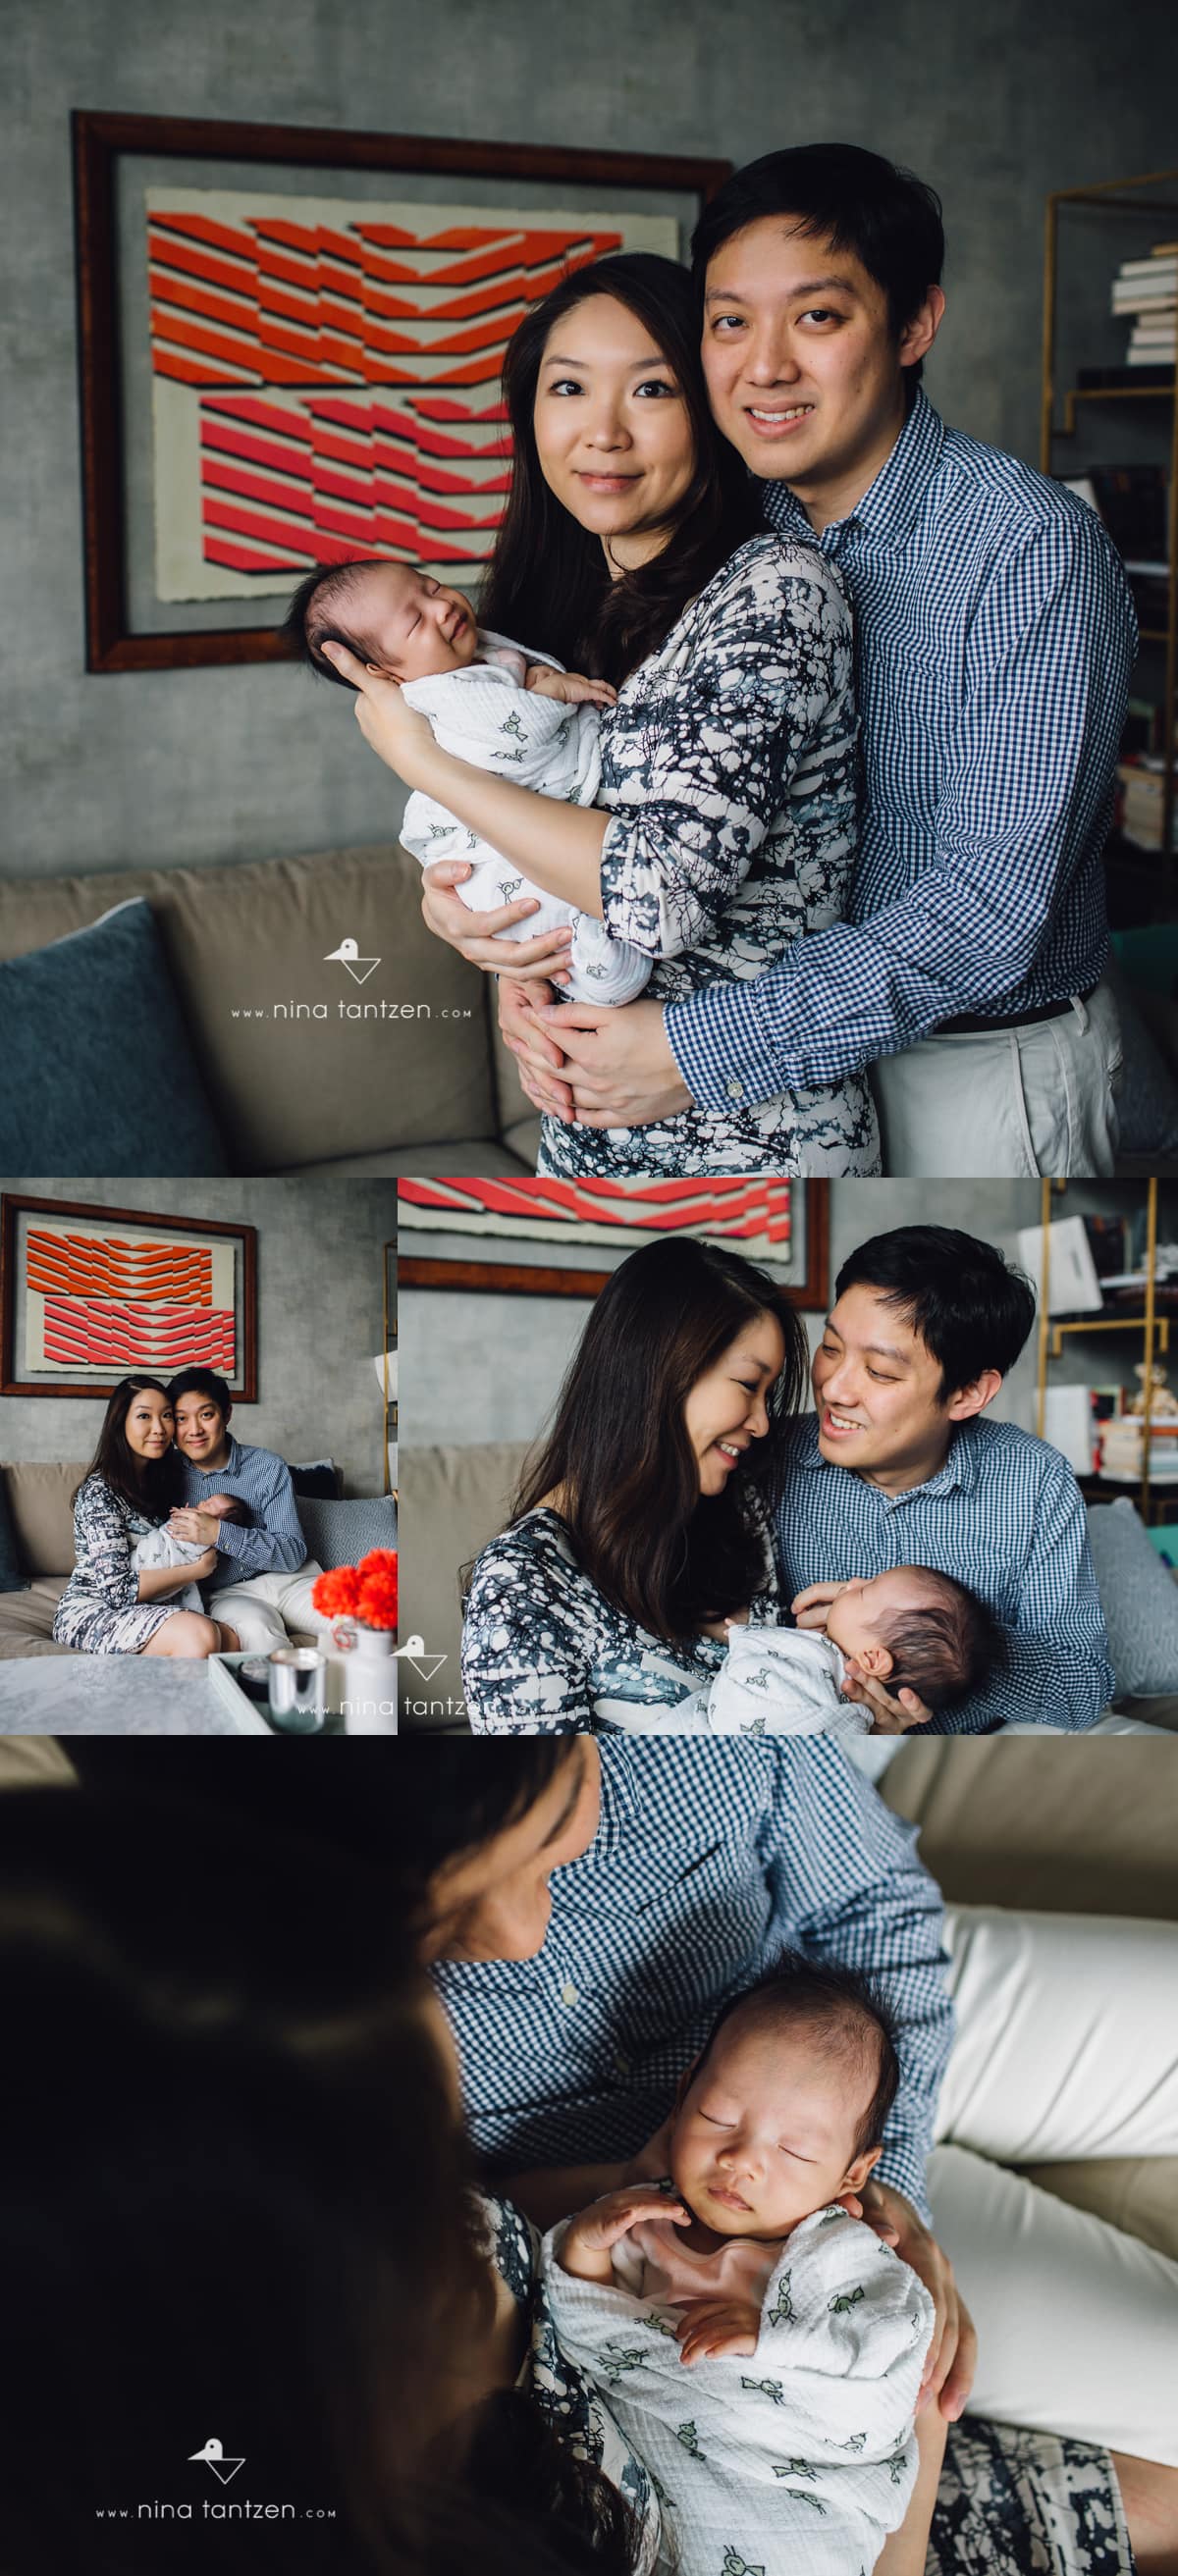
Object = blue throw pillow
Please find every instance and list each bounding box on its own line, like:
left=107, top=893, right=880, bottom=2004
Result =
left=0, top=1474, right=29, bottom=1593
left=0, top=901, right=228, bottom=1173
left=295, top=1494, right=398, bottom=1570
left=1086, top=1497, right=1178, bottom=1697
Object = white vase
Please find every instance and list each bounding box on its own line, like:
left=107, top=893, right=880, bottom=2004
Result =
left=341, top=1623, right=398, bottom=1736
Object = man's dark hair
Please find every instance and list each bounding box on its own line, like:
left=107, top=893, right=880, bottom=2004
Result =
left=165, top=1366, right=233, bottom=1416
left=283, top=559, right=385, bottom=690
left=876, top=1569, right=1007, bottom=1708
left=691, top=142, right=944, bottom=387
left=697, top=1951, right=900, bottom=2161
left=834, top=1226, right=1036, bottom=1396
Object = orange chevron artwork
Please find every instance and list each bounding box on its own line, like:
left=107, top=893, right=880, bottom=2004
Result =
left=147, top=187, right=679, bottom=602
left=15, top=1221, right=238, bottom=1384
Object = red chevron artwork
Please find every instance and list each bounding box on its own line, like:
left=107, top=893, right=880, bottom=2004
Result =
left=1, top=1201, right=255, bottom=1396
left=147, top=193, right=645, bottom=590
left=40, top=1299, right=237, bottom=1371
left=397, top=1179, right=826, bottom=1305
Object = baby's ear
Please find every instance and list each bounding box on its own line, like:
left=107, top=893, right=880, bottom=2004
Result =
left=366, top=660, right=402, bottom=687
left=853, top=1643, right=893, bottom=1680
left=842, top=2142, right=883, bottom=2192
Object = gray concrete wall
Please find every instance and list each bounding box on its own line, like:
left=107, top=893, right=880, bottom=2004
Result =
left=3, top=0, right=1176, bottom=881
left=400, top=1180, right=1178, bottom=1449
left=0, top=1177, right=396, bottom=1489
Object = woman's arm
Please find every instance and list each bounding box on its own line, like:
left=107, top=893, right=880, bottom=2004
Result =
left=874, top=2407, right=948, bottom=2576
left=136, top=1549, right=219, bottom=1602
left=72, top=1480, right=144, bottom=1611
left=460, top=1526, right=599, bottom=1735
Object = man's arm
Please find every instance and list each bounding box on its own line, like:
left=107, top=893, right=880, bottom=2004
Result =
left=760, top=1745, right=954, bottom=2216
left=207, top=1459, right=306, bottom=1576
left=663, top=509, right=1136, bottom=1108
left=928, top=1451, right=1113, bottom=1736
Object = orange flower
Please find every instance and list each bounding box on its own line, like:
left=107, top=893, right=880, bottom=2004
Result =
left=311, top=1565, right=362, bottom=1617
left=357, top=1559, right=399, bottom=1631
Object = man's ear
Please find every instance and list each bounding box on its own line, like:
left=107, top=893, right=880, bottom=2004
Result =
left=222, top=1400, right=233, bottom=1431
left=898, top=284, right=945, bottom=372
left=842, top=2142, right=884, bottom=2193
left=945, top=1368, right=1002, bottom=1426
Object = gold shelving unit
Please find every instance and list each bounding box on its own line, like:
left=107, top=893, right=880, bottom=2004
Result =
left=1042, top=167, right=1178, bottom=876
left=1035, top=1177, right=1166, bottom=1517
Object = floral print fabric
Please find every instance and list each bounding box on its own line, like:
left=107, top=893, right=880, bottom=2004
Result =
left=52, top=1472, right=184, bottom=1655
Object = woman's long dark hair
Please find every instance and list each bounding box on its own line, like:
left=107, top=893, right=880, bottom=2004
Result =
left=514, top=1238, right=809, bottom=1639
left=479, top=252, right=761, bottom=686
left=0, top=1790, right=643, bottom=2576
left=72, top=1373, right=180, bottom=1519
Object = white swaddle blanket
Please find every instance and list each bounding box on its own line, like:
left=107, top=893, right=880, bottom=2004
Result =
left=399, top=631, right=650, bottom=1005
left=592, top=1626, right=870, bottom=1744
left=130, top=1523, right=207, bottom=1615
left=544, top=2204, right=934, bottom=2576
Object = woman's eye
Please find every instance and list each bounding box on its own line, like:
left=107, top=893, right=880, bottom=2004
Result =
left=867, top=1368, right=896, bottom=1383
left=634, top=377, right=675, bottom=398
left=712, top=314, right=745, bottom=333
left=547, top=377, right=582, bottom=396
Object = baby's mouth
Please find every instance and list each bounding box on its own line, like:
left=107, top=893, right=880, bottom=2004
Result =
left=707, top=2182, right=752, bottom=2212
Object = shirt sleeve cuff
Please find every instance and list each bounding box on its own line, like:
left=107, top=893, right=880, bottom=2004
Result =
left=664, top=974, right=789, bottom=1115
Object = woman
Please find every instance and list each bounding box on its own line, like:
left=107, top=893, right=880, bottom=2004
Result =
left=326, top=254, right=881, bottom=1180
left=0, top=1785, right=650, bottom=2576
left=51, top=1375, right=233, bottom=1658
left=461, top=1238, right=807, bottom=1734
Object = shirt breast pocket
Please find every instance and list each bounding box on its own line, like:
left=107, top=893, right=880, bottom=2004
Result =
left=863, top=634, right=950, bottom=826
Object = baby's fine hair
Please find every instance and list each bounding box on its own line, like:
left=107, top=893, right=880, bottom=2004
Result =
left=878, top=1569, right=1006, bottom=1709
left=282, top=558, right=387, bottom=689
left=697, top=1951, right=901, bottom=2160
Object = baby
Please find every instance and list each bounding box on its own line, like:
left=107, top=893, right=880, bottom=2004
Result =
left=286, top=558, right=651, bottom=1006
left=545, top=1957, right=935, bottom=2576
left=131, top=1492, right=244, bottom=1614
left=596, top=1564, right=1002, bottom=1740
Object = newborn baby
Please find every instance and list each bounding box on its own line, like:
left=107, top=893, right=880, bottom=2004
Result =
left=545, top=1958, right=935, bottom=2576
left=130, top=1492, right=243, bottom=1615
left=287, top=557, right=650, bottom=1005
left=696, top=1563, right=1003, bottom=1738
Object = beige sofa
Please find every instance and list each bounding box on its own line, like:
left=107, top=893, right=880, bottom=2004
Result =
left=0, top=844, right=542, bottom=1176
left=399, top=1437, right=1178, bottom=1733
left=0, top=1458, right=324, bottom=1657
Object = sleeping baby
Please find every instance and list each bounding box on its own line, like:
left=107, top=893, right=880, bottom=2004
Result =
left=130, top=1491, right=244, bottom=1613
left=544, top=1957, right=935, bottom=2576
left=286, top=557, right=650, bottom=1005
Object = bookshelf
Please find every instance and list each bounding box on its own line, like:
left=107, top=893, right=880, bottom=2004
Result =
left=1032, top=1177, right=1178, bottom=1521
left=1042, top=168, right=1178, bottom=900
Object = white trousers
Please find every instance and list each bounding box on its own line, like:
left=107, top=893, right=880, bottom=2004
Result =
left=210, top=1561, right=332, bottom=1653
left=930, top=1904, right=1178, bottom=2461
left=871, top=978, right=1122, bottom=1177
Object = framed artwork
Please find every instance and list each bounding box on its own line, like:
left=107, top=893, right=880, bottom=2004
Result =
left=0, top=1195, right=257, bottom=1399
left=397, top=1178, right=829, bottom=1307
left=74, top=112, right=728, bottom=672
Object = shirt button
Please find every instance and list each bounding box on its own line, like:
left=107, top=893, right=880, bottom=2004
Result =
left=725, top=1077, right=744, bottom=1100
left=560, top=1981, right=578, bottom=2008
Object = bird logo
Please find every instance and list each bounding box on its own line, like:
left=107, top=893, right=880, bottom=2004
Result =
left=324, top=936, right=381, bottom=985
left=187, top=2439, right=245, bottom=2484
left=388, top=1634, right=447, bottom=1682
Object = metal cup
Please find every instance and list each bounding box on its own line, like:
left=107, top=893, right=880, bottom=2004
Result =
left=267, top=1646, right=327, bottom=1734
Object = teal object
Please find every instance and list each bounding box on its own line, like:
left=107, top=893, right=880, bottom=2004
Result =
left=0, top=900, right=228, bottom=1173
left=1111, top=925, right=1178, bottom=999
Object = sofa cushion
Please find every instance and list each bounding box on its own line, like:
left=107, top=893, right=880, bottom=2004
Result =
left=294, top=1493, right=398, bottom=1572
left=1, top=1463, right=89, bottom=1578
left=285, top=1138, right=535, bottom=1178
left=882, top=1737, right=1178, bottom=1919
left=0, top=902, right=229, bottom=1175
left=0, top=1578, right=71, bottom=1656
left=399, top=1441, right=531, bottom=1711
left=1087, top=1497, right=1178, bottom=1698
left=0, top=845, right=501, bottom=1172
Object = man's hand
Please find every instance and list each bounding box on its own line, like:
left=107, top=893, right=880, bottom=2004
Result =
left=499, top=979, right=576, bottom=1119
left=620, top=2118, right=675, bottom=2185
left=674, top=2297, right=761, bottom=2365
left=168, top=1508, right=222, bottom=1549
left=843, top=1671, right=934, bottom=1734
left=858, top=2181, right=976, bottom=2420
left=535, top=997, right=692, bottom=1129
left=420, top=860, right=572, bottom=981
left=559, top=2183, right=689, bottom=2285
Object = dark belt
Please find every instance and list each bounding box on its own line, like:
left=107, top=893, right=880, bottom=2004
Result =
left=935, top=985, right=1097, bottom=1037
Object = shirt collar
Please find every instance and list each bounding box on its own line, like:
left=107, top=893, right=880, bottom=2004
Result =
left=760, top=388, right=945, bottom=552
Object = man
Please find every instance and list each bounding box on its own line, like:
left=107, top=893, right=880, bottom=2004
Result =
left=781, top=1224, right=1114, bottom=1732
left=59, top=1738, right=1178, bottom=2554
left=426, top=145, right=1134, bottom=1178
left=165, top=1366, right=326, bottom=1653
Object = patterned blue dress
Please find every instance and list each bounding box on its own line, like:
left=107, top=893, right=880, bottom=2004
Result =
left=536, top=532, right=881, bottom=1180
left=52, top=1473, right=185, bottom=1655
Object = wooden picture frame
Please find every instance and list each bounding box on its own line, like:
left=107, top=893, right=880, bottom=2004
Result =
left=0, top=1193, right=258, bottom=1398
left=398, top=1180, right=829, bottom=1308
left=73, top=110, right=729, bottom=673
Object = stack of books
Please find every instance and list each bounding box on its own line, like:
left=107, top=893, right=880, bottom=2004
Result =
left=1111, top=242, right=1177, bottom=366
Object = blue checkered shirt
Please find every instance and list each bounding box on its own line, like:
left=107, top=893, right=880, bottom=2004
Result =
left=435, top=1741, right=953, bottom=2218
left=175, top=1434, right=307, bottom=1592
left=776, top=1413, right=1113, bottom=1734
left=666, top=392, right=1137, bottom=1104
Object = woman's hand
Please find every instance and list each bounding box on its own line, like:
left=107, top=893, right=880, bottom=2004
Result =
left=674, top=2297, right=761, bottom=2365
left=318, top=641, right=439, bottom=787
left=499, top=978, right=576, bottom=1118
left=535, top=997, right=692, bottom=1128
left=857, top=2181, right=976, bottom=2420
left=421, top=861, right=573, bottom=981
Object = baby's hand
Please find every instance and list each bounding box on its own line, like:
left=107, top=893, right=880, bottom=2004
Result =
left=560, top=2183, right=689, bottom=2283
left=525, top=665, right=617, bottom=708
left=790, top=1579, right=852, bottom=1633
left=673, top=2297, right=761, bottom=2365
